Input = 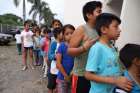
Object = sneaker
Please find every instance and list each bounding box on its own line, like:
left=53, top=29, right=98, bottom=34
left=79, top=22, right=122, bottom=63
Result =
left=22, top=66, right=27, bottom=71
left=43, top=74, right=47, bottom=78
left=30, top=65, right=35, bottom=70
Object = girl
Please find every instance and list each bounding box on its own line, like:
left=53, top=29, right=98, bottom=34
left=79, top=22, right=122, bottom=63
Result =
left=21, top=21, right=34, bottom=70
left=56, top=24, right=75, bottom=93
left=41, top=28, right=51, bottom=77
left=47, top=28, right=63, bottom=93
left=33, top=26, right=41, bottom=66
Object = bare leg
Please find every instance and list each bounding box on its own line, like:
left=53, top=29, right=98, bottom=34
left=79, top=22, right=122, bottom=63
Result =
left=22, top=48, right=27, bottom=70
left=29, top=48, right=34, bottom=69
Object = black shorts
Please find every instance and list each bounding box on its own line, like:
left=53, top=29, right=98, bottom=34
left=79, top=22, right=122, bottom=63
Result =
left=47, top=73, right=57, bottom=89
left=24, top=46, right=33, bottom=50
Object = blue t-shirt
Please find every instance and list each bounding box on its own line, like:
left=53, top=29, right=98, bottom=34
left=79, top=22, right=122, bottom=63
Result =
left=57, top=42, right=74, bottom=80
left=124, top=71, right=140, bottom=93
left=86, top=42, right=122, bottom=93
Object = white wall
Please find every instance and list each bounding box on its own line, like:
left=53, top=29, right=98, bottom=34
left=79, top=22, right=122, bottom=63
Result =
left=64, top=0, right=105, bottom=27
left=116, top=0, right=140, bottom=49
left=63, top=0, right=122, bottom=27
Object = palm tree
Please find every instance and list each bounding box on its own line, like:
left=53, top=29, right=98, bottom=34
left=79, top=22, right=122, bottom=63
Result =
left=13, top=0, right=32, bottom=22
left=29, top=0, right=54, bottom=25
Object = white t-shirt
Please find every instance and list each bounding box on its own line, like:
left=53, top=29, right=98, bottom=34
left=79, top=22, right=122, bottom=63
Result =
left=21, top=30, right=34, bottom=47
left=50, top=43, right=60, bottom=75
left=15, top=34, right=22, bottom=44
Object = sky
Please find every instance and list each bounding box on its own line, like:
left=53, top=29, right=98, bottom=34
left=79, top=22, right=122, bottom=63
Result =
left=0, top=0, right=64, bottom=22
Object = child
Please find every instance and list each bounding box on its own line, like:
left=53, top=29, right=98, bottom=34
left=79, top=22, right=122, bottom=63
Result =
left=41, top=28, right=51, bottom=77
left=33, top=26, right=41, bottom=66
left=56, top=24, right=75, bottom=93
left=114, top=44, right=140, bottom=93
left=15, top=30, right=22, bottom=55
left=47, top=28, right=63, bottom=93
left=68, top=1, right=102, bottom=93
left=85, top=13, right=132, bottom=93
left=21, top=20, right=34, bottom=70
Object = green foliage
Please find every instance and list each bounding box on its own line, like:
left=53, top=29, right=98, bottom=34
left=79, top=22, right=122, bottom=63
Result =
left=29, top=0, right=55, bottom=26
left=0, top=14, right=23, bottom=25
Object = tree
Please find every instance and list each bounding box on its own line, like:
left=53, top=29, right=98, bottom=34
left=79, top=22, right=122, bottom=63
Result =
left=0, top=14, right=23, bottom=25
left=29, top=0, right=55, bottom=26
left=13, top=0, right=32, bottom=22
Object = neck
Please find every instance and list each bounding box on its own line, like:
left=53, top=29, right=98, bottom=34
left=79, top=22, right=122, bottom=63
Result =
left=99, top=36, right=111, bottom=47
left=87, top=20, right=95, bottom=28
left=128, top=65, right=140, bottom=84
left=56, top=39, right=61, bottom=43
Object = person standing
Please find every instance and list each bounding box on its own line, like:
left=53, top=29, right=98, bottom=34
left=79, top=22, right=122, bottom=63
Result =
left=67, top=1, right=102, bottom=93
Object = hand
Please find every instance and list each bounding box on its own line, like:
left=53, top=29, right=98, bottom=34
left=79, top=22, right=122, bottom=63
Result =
left=114, top=76, right=133, bottom=92
left=64, top=75, right=71, bottom=83
left=82, top=37, right=99, bottom=51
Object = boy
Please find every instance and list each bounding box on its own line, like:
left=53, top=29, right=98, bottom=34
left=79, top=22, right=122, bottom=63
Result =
left=47, top=28, right=63, bottom=93
left=21, top=21, right=34, bottom=70
left=67, top=1, right=102, bottom=93
left=85, top=13, right=132, bottom=93
left=114, top=44, right=140, bottom=93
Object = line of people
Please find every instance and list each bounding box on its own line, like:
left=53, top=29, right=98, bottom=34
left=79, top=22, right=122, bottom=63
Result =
left=14, top=1, right=140, bottom=93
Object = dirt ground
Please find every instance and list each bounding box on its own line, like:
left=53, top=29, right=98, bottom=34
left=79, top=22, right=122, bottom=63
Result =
left=0, top=42, right=48, bottom=93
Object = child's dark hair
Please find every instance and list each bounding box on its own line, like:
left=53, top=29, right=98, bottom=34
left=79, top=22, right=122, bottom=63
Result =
left=42, top=27, right=51, bottom=34
left=51, top=19, right=62, bottom=28
left=62, top=24, right=75, bottom=35
left=16, top=30, right=21, bottom=34
left=120, top=44, right=140, bottom=69
left=95, top=13, right=121, bottom=36
left=83, top=1, right=102, bottom=22
left=24, top=20, right=30, bottom=26
left=53, top=28, right=62, bottom=39
left=35, top=26, right=41, bottom=33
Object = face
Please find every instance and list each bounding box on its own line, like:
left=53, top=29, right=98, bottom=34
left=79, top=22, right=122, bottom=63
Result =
left=35, top=30, right=40, bottom=36
left=88, top=7, right=102, bottom=22
left=104, top=20, right=121, bottom=40
left=24, top=23, right=30, bottom=31
left=132, top=58, right=140, bottom=84
left=53, top=21, right=61, bottom=29
left=133, top=58, right=140, bottom=70
left=64, top=28, right=74, bottom=42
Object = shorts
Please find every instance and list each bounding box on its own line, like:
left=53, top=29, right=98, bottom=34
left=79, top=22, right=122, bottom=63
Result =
left=71, top=74, right=90, bottom=93
left=24, top=46, right=33, bottom=50
left=47, top=73, right=57, bottom=89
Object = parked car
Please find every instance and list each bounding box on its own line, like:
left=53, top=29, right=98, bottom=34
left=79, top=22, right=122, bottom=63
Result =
left=0, top=33, right=13, bottom=45
left=4, top=29, right=17, bottom=38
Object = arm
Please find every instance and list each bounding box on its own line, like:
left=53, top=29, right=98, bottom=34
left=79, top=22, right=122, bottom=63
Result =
left=56, top=53, right=68, bottom=77
left=67, top=26, right=99, bottom=56
left=67, top=26, right=85, bottom=56
left=84, top=71, right=132, bottom=91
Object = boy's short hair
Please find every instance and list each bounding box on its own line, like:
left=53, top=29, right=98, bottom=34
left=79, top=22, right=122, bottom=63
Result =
left=24, top=20, right=30, bottom=26
left=53, top=28, right=62, bottom=39
left=95, top=13, right=121, bottom=36
left=83, top=1, right=102, bottom=22
left=120, top=44, right=140, bottom=69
